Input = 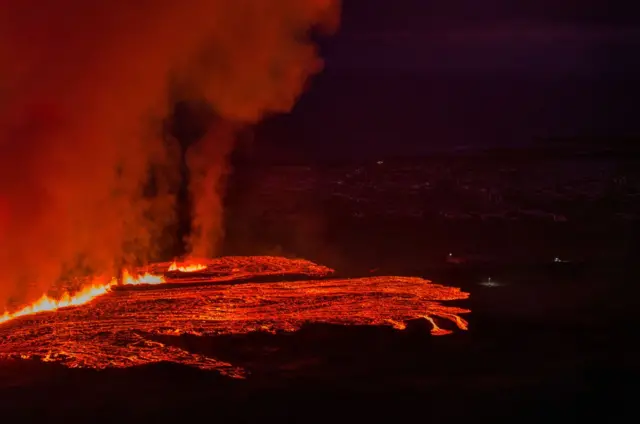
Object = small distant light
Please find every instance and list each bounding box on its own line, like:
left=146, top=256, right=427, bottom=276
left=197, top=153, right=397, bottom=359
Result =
left=377, top=160, right=384, bottom=165
left=479, top=277, right=503, bottom=288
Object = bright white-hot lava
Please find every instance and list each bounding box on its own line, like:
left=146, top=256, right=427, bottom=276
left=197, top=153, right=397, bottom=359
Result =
left=121, top=270, right=165, bottom=285
left=168, top=261, right=207, bottom=273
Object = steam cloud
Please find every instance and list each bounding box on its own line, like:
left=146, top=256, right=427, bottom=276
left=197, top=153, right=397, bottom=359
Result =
left=0, top=0, right=340, bottom=309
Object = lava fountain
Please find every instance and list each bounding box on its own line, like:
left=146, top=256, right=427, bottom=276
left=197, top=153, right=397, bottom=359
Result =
left=168, top=260, right=208, bottom=273
left=121, top=270, right=166, bottom=286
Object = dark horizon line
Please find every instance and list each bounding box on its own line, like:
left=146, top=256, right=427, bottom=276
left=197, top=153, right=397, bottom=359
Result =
left=233, top=142, right=640, bottom=167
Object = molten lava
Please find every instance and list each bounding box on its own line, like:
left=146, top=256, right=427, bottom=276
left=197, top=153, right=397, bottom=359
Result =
left=0, top=256, right=470, bottom=377
left=0, top=279, right=112, bottom=325
left=168, top=261, right=207, bottom=273
left=0, top=270, right=167, bottom=325
left=121, top=270, right=165, bottom=285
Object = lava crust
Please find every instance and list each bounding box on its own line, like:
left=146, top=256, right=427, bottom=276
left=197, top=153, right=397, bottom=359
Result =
left=0, top=257, right=469, bottom=377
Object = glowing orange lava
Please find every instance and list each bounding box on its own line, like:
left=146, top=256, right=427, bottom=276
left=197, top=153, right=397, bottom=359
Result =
left=0, top=257, right=471, bottom=377
left=0, top=270, right=166, bottom=325
left=168, top=261, right=207, bottom=273
left=0, top=257, right=330, bottom=327
left=121, top=270, right=165, bottom=285
left=0, top=279, right=113, bottom=325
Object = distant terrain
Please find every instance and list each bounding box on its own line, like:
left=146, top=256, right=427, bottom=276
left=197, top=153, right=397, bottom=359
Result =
left=223, top=150, right=640, bottom=272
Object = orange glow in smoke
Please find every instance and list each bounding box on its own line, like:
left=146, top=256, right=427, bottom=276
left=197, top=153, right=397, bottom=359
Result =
left=168, top=261, right=207, bottom=273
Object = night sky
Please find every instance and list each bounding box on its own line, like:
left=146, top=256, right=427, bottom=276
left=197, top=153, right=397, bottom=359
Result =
left=255, top=1, right=640, bottom=160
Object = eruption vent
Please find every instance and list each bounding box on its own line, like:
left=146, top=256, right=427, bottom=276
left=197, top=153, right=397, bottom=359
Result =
left=0, top=1, right=340, bottom=310
left=121, top=270, right=165, bottom=286
left=0, top=270, right=167, bottom=324
left=169, top=260, right=208, bottom=273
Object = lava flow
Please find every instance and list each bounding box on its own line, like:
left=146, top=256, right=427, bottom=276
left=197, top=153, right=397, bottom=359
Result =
left=121, top=270, right=165, bottom=285
left=169, top=261, right=207, bottom=272
left=0, top=279, right=113, bottom=325
left=0, top=257, right=332, bottom=325
left=0, top=256, right=470, bottom=377
left=0, top=271, right=166, bottom=325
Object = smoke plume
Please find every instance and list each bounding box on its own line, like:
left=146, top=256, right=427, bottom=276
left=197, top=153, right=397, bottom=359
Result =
left=0, top=0, right=340, bottom=309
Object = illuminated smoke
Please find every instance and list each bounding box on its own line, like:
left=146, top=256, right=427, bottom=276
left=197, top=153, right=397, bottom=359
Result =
left=185, top=119, right=237, bottom=258
left=0, top=0, right=340, bottom=309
